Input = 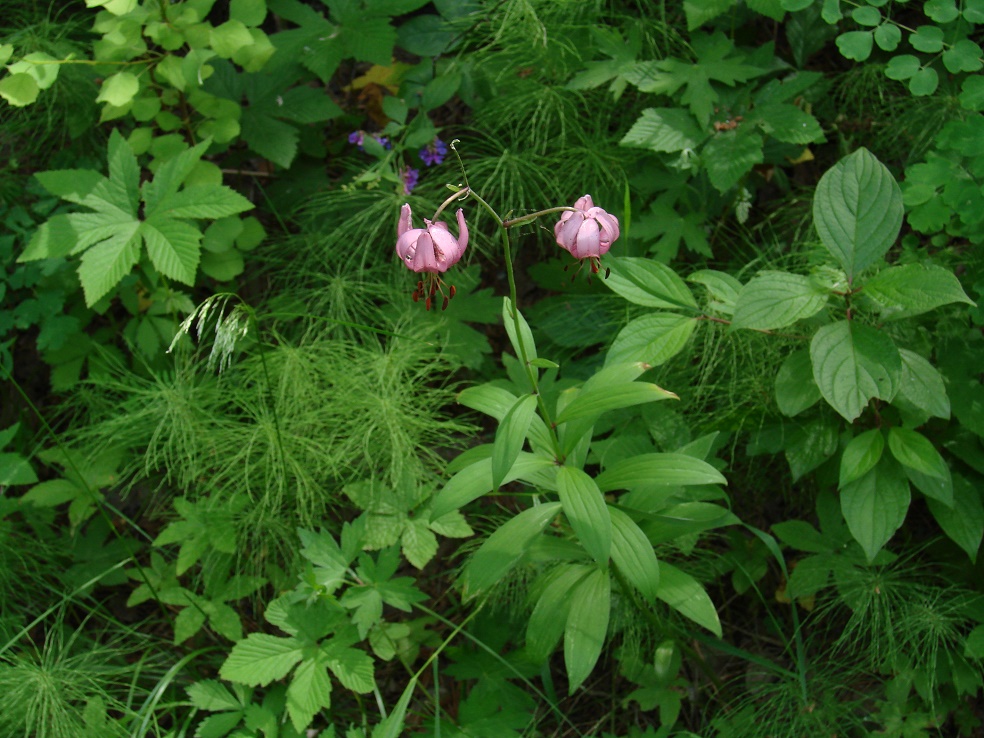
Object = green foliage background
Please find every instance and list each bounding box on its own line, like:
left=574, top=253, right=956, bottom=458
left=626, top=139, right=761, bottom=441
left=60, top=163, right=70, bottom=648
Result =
left=2, top=0, right=984, bottom=736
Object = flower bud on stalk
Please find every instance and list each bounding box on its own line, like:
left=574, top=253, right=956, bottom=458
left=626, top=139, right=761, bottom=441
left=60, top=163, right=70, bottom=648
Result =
left=554, top=194, right=620, bottom=279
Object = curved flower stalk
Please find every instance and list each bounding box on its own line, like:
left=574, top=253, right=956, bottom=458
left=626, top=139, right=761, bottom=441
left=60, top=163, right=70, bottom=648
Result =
left=395, top=203, right=469, bottom=310
left=554, top=194, right=620, bottom=277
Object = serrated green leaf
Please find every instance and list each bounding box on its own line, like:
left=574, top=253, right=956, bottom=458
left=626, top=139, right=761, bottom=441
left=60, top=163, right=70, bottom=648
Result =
left=775, top=349, right=822, bottom=417
left=220, top=633, right=304, bottom=685
left=242, top=110, right=298, bottom=168
left=813, top=148, right=902, bottom=281
left=810, top=320, right=901, bottom=422
left=324, top=639, right=375, bottom=693
left=150, top=185, right=253, bottom=220
left=619, top=108, right=704, bottom=152
left=703, top=130, right=764, bottom=192
left=840, top=429, right=884, bottom=487
left=564, top=568, right=611, bottom=693
left=862, top=263, right=974, bottom=320
left=187, top=680, right=241, bottom=711
left=609, top=506, right=660, bottom=600
left=401, top=519, right=438, bottom=569
left=34, top=169, right=103, bottom=203
left=141, top=218, right=201, bottom=284
left=841, top=455, right=910, bottom=562
left=557, top=467, right=611, bottom=564
left=732, top=271, right=828, bottom=330
left=606, top=313, right=697, bottom=367
left=174, top=604, right=207, bottom=644
left=286, top=651, right=333, bottom=733
left=77, top=224, right=142, bottom=306
left=657, top=562, right=721, bottom=636
left=606, top=257, right=698, bottom=310
left=461, top=502, right=562, bottom=597
left=750, top=103, right=824, bottom=144
left=595, top=452, right=726, bottom=492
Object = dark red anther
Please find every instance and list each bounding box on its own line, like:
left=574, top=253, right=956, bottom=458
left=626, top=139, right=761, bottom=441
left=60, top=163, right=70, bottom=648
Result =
left=425, top=296, right=432, bottom=311
left=441, top=295, right=449, bottom=310
left=604, top=267, right=611, bottom=279
left=429, top=282, right=438, bottom=297
left=412, top=290, right=420, bottom=302
left=417, top=280, right=424, bottom=291
left=449, top=285, right=456, bottom=299
left=590, top=260, right=600, bottom=273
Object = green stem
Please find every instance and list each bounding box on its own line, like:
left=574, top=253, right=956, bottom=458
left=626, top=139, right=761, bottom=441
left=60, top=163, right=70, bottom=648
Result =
left=465, top=190, right=564, bottom=461
left=501, top=206, right=576, bottom=229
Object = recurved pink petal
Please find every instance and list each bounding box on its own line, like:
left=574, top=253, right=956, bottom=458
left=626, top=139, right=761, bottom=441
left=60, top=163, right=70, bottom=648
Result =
left=398, top=203, right=413, bottom=237
left=396, top=229, right=422, bottom=263
left=573, top=218, right=601, bottom=258
left=430, top=227, right=459, bottom=271
left=557, top=212, right=585, bottom=252
left=454, top=208, right=469, bottom=255
left=573, top=194, right=594, bottom=212
left=411, top=233, right=439, bottom=272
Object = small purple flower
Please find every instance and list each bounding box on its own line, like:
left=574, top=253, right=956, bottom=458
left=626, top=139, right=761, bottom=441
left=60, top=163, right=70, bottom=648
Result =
left=419, top=138, right=448, bottom=167
left=401, top=167, right=419, bottom=194
left=348, top=131, right=391, bottom=152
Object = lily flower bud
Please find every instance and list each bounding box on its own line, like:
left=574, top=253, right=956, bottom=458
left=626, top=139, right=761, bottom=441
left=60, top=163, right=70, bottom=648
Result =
left=554, top=194, right=620, bottom=276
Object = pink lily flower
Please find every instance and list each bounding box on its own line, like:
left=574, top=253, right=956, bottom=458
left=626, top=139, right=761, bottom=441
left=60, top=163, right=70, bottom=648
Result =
left=396, top=204, right=469, bottom=309
left=554, top=194, right=620, bottom=275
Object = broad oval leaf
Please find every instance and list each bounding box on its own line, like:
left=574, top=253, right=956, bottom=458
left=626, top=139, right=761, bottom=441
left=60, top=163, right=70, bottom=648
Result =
left=862, top=263, right=974, bottom=321
left=557, top=467, right=611, bottom=564
left=605, top=257, right=698, bottom=310
left=841, top=455, right=910, bottom=562
left=492, top=394, right=539, bottom=489
left=813, top=148, right=903, bottom=281
left=564, top=568, right=611, bottom=693
left=775, top=349, right=822, bottom=417
left=461, top=502, right=563, bottom=597
left=927, top=472, right=984, bottom=562
left=609, top=506, right=660, bottom=600
left=595, top=453, right=727, bottom=492
left=605, top=313, right=697, bottom=367
left=810, top=320, right=902, bottom=422
left=732, top=271, right=829, bottom=330
left=888, top=427, right=952, bottom=506
left=839, top=429, right=884, bottom=487
left=894, top=348, right=950, bottom=420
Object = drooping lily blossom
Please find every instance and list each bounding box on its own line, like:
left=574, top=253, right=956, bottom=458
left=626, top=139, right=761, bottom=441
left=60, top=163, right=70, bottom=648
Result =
left=396, top=204, right=469, bottom=309
left=554, top=194, right=620, bottom=276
